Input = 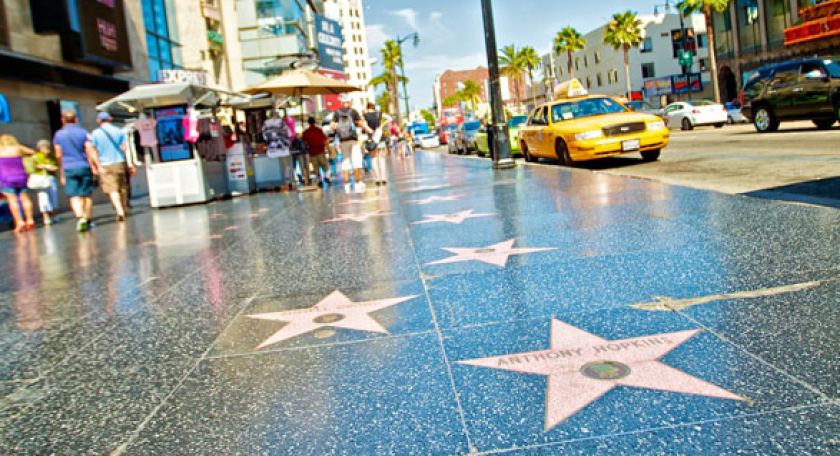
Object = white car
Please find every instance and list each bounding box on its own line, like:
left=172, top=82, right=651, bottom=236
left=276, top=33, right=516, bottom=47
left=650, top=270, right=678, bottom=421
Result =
left=725, top=102, right=748, bottom=124
left=417, top=133, right=440, bottom=148
left=662, top=100, right=728, bottom=131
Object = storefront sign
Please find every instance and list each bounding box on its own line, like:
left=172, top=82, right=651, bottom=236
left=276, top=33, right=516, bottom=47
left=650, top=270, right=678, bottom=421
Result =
left=73, top=0, right=132, bottom=69
left=643, top=73, right=702, bottom=98
left=319, top=69, right=347, bottom=110
left=158, top=70, right=208, bottom=85
left=315, top=15, right=345, bottom=73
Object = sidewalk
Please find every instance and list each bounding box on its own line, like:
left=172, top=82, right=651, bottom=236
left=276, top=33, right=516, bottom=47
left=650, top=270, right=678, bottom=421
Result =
left=1, top=151, right=838, bottom=455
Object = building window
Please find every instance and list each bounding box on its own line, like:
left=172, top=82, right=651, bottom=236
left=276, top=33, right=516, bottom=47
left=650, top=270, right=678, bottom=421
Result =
left=608, top=69, right=619, bottom=84
left=699, top=58, right=710, bottom=72
left=142, top=0, right=183, bottom=81
left=575, top=57, right=580, bottom=71
left=594, top=51, right=601, bottom=64
left=765, top=0, right=793, bottom=49
left=256, top=0, right=305, bottom=37
left=641, top=63, right=655, bottom=79
left=641, top=36, right=653, bottom=53
left=736, top=0, right=761, bottom=54
left=712, top=9, right=734, bottom=58
left=596, top=73, right=603, bottom=86
left=696, top=33, right=708, bottom=48
left=585, top=76, right=592, bottom=89
left=584, top=55, right=589, bottom=67
left=0, top=0, right=9, bottom=48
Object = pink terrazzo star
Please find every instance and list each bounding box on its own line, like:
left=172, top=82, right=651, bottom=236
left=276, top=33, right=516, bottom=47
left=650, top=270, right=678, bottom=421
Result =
left=246, top=290, right=419, bottom=349
left=339, top=196, right=390, bottom=206
left=458, top=319, right=746, bottom=431
left=407, top=195, right=463, bottom=205
left=225, top=226, right=239, bottom=231
left=413, top=209, right=496, bottom=225
left=401, top=185, right=447, bottom=193
left=399, top=177, right=431, bottom=184
left=322, top=210, right=394, bottom=223
left=209, top=234, right=224, bottom=239
left=426, top=239, right=555, bottom=267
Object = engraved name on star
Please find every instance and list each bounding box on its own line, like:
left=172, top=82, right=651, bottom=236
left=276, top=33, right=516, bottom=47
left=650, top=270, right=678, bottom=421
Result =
left=458, top=319, right=746, bottom=431
left=413, top=209, right=496, bottom=225
left=407, top=195, right=463, bottom=205
left=322, top=210, right=395, bottom=223
left=246, top=290, right=419, bottom=349
left=426, top=239, right=556, bottom=267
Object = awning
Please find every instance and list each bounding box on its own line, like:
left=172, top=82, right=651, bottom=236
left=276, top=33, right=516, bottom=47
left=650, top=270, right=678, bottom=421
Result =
left=96, top=83, right=250, bottom=114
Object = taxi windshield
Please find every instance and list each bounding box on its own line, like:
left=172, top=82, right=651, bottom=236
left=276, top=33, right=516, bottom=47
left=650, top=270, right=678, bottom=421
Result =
left=551, top=97, right=627, bottom=122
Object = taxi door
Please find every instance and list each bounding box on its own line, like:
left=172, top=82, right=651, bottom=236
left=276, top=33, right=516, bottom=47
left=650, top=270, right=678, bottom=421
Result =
left=519, top=107, right=545, bottom=156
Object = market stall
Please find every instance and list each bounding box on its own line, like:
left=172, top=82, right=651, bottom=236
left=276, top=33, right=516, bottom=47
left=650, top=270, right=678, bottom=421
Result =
left=97, top=83, right=253, bottom=208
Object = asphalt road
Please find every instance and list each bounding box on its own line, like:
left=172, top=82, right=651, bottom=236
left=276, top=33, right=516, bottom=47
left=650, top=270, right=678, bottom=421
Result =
left=433, top=120, right=840, bottom=208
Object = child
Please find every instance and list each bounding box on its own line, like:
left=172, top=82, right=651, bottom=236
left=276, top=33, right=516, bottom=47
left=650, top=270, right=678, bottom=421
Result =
left=32, top=140, right=59, bottom=225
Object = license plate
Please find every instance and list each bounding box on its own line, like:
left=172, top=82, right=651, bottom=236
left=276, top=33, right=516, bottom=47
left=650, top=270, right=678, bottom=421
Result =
left=622, top=138, right=640, bottom=151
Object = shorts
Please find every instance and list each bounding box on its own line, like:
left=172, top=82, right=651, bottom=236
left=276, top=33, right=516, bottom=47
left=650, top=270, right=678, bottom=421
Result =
left=101, top=163, right=128, bottom=194
left=64, top=167, right=94, bottom=197
left=36, top=178, right=58, bottom=213
left=310, top=154, right=329, bottom=172
left=339, top=141, right=363, bottom=171
left=1, top=186, right=28, bottom=195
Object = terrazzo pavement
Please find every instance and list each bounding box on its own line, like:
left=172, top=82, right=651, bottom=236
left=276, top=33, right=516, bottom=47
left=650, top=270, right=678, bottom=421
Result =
left=1, top=151, right=839, bottom=455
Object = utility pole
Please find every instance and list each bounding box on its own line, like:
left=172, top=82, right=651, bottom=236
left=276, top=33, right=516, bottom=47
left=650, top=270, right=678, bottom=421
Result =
left=480, top=0, right=515, bottom=170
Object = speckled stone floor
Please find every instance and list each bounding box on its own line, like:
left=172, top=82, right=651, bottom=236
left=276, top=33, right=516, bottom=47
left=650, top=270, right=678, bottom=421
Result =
left=1, top=151, right=839, bottom=455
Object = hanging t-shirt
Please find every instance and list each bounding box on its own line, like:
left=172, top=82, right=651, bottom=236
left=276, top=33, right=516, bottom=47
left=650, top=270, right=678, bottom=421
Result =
left=196, top=117, right=227, bottom=161
left=184, top=110, right=200, bottom=143
left=134, top=118, right=158, bottom=147
left=262, top=118, right=291, bottom=158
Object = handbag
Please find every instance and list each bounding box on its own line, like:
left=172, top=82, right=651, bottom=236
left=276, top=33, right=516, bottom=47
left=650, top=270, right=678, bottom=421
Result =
left=27, top=173, right=52, bottom=190
left=364, top=139, right=378, bottom=152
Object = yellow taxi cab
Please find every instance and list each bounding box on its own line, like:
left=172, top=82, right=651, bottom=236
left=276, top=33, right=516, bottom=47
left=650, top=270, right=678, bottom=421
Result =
left=519, top=79, right=668, bottom=165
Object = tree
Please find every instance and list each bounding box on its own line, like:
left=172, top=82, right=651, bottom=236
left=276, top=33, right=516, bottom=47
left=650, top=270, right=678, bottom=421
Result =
left=442, top=94, right=462, bottom=108
left=678, top=0, right=731, bottom=103
left=498, top=44, right=526, bottom=112
left=381, top=40, right=404, bottom=126
left=553, top=26, right=586, bottom=79
left=456, top=80, right=483, bottom=117
left=370, top=70, right=407, bottom=93
left=376, top=91, right=391, bottom=114
left=603, top=11, right=644, bottom=98
left=519, top=46, right=541, bottom=108
left=420, top=109, right=436, bottom=129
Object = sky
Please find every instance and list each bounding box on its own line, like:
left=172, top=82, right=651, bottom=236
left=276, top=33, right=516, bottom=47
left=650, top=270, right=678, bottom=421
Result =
left=361, top=0, right=665, bottom=110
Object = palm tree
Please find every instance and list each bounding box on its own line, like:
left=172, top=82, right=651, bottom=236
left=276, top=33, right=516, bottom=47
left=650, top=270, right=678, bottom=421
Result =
left=376, top=91, right=391, bottom=114
left=456, top=80, right=483, bottom=116
left=381, top=40, right=403, bottom=126
left=553, top=27, right=586, bottom=79
left=678, top=0, right=731, bottom=103
left=498, top=44, right=526, bottom=112
left=519, top=46, right=541, bottom=108
left=603, top=11, right=644, bottom=98
left=370, top=70, right=408, bottom=115
left=442, top=94, right=462, bottom=108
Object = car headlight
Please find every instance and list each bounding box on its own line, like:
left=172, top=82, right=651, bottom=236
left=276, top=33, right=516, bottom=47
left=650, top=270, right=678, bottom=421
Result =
left=647, top=120, right=666, bottom=132
left=574, top=130, right=603, bottom=141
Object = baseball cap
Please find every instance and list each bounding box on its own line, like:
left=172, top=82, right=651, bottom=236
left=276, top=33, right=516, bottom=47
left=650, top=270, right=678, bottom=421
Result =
left=338, top=93, right=351, bottom=103
left=97, top=112, right=112, bottom=122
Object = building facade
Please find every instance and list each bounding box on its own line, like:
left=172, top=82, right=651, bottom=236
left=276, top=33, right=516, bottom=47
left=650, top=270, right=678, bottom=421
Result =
left=323, top=0, right=373, bottom=111
left=541, top=13, right=713, bottom=107
left=712, top=0, right=840, bottom=101
left=0, top=0, right=150, bottom=145
left=434, top=66, right=527, bottom=117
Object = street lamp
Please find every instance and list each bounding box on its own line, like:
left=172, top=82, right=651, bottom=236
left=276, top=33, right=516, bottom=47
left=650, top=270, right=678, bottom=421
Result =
left=480, top=0, right=515, bottom=170
left=396, top=32, right=419, bottom=123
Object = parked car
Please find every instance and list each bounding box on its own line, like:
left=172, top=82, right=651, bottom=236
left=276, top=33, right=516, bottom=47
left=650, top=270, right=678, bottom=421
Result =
left=461, top=120, right=483, bottom=154
left=518, top=79, right=669, bottom=165
left=626, top=100, right=663, bottom=117
left=417, top=133, right=440, bottom=148
left=741, top=58, right=840, bottom=132
left=725, top=102, right=748, bottom=124
left=447, top=124, right=469, bottom=154
left=662, top=100, right=728, bottom=130
left=474, top=115, right=528, bottom=158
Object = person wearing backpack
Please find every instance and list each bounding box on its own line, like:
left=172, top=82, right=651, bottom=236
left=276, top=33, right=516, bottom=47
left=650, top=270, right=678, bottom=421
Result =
left=330, top=94, right=366, bottom=192
left=91, top=112, right=135, bottom=222
left=362, top=102, right=391, bottom=186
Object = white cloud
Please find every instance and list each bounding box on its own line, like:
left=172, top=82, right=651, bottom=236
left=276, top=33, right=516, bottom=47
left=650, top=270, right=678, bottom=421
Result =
left=391, top=8, right=419, bottom=31
left=366, top=24, right=388, bottom=61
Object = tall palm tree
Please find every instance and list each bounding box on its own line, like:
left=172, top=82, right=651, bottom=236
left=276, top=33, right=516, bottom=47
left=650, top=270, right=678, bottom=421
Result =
left=678, top=0, right=731, bottom=103
left=603, top=11, right=644, bottom=98
left=443, top=94, right=462, bottom=108
left=456, top=80, right=483, bottom=116
left=553, top=27, right=586, bottom=79
left=370, top=70, right=408, bottom=100
left=376, top=91, right=391, bottom=114
left=381, top=40, right=403, bottom=125
left=519, top=46, right=541, bottom=108
left=498, top=44, right=526, bottom=112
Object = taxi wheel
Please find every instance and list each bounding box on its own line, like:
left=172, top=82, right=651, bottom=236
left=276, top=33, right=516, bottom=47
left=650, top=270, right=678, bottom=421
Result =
left=522, top=144, right=535, bottom=162
left=555, top=140, right=573, bottom=167
left=641, top=149, right=661, bottom=162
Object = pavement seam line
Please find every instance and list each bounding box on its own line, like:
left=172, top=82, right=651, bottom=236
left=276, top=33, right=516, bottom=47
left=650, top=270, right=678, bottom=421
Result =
left=402, top=154, right=475, bottom=452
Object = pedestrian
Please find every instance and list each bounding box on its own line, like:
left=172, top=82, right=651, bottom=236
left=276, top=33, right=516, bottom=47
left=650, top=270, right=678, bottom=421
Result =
left=0, top=134, right=36, bottom=233
left=262, top=107, right=294, bottom=191
left=330, top=94, right=366, bottom=192
left=91, top=112, right=134, bottom=221
left=362, top=102, right=392, bottom=186
left=31, top=140, right=60, bottom=225
left=290, top=129, right=311, bottom=186
left=302, top=117, right=330, bottom=187
left=53, top=109, right=102, bottom=232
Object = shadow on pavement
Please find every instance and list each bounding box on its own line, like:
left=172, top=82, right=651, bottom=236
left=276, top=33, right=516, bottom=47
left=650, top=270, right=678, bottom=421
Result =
left=743, top=176, right=840, bottom=209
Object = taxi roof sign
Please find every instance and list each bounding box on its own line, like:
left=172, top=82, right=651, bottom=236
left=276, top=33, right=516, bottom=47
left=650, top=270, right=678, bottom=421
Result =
left=553, top=79, right=588, bottom=100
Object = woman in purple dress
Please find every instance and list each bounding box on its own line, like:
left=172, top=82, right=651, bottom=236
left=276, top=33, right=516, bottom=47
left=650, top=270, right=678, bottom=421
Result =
left=0, top=134, right=36, bottom=233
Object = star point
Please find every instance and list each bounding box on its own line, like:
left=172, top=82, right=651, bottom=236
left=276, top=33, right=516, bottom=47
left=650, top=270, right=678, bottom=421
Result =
left=407, top=194, right=463, bottom=205
left=322, top=210, right=395, bottom=223
left=458, top=319, right=746, bottom=430
left=413, top=209, right=497, bottom=225
left=426, top=239, right=556, bottom=267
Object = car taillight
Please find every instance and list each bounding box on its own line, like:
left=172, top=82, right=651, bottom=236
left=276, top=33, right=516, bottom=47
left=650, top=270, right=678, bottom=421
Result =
left=692, top=109, right=701, bottom=114
left=721, top=105, right=726, bottom=111
left=739, top=90, right=745, bottom=107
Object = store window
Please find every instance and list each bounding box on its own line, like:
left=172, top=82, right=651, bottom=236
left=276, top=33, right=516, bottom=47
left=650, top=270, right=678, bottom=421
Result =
left=256, top=0, right=305, bottom=37
left=142, top=0, right=183, bottom=81
left=765, top=0, right=793, bottom=48
left=736, top=0, right=761, bottom=54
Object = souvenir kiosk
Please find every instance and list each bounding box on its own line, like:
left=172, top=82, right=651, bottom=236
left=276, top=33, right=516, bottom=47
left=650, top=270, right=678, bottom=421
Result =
left=230, top=96, right=285, bottom=191
left=97, top=83, right=252, bottom=208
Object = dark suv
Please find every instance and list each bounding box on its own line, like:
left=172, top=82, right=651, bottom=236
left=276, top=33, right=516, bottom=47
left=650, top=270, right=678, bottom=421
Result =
left=741, top=58, right=840, bottom=132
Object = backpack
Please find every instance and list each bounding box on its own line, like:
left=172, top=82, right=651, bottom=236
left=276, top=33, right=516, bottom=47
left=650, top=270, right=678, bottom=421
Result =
left=336, top=109, right=356, bottom=141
